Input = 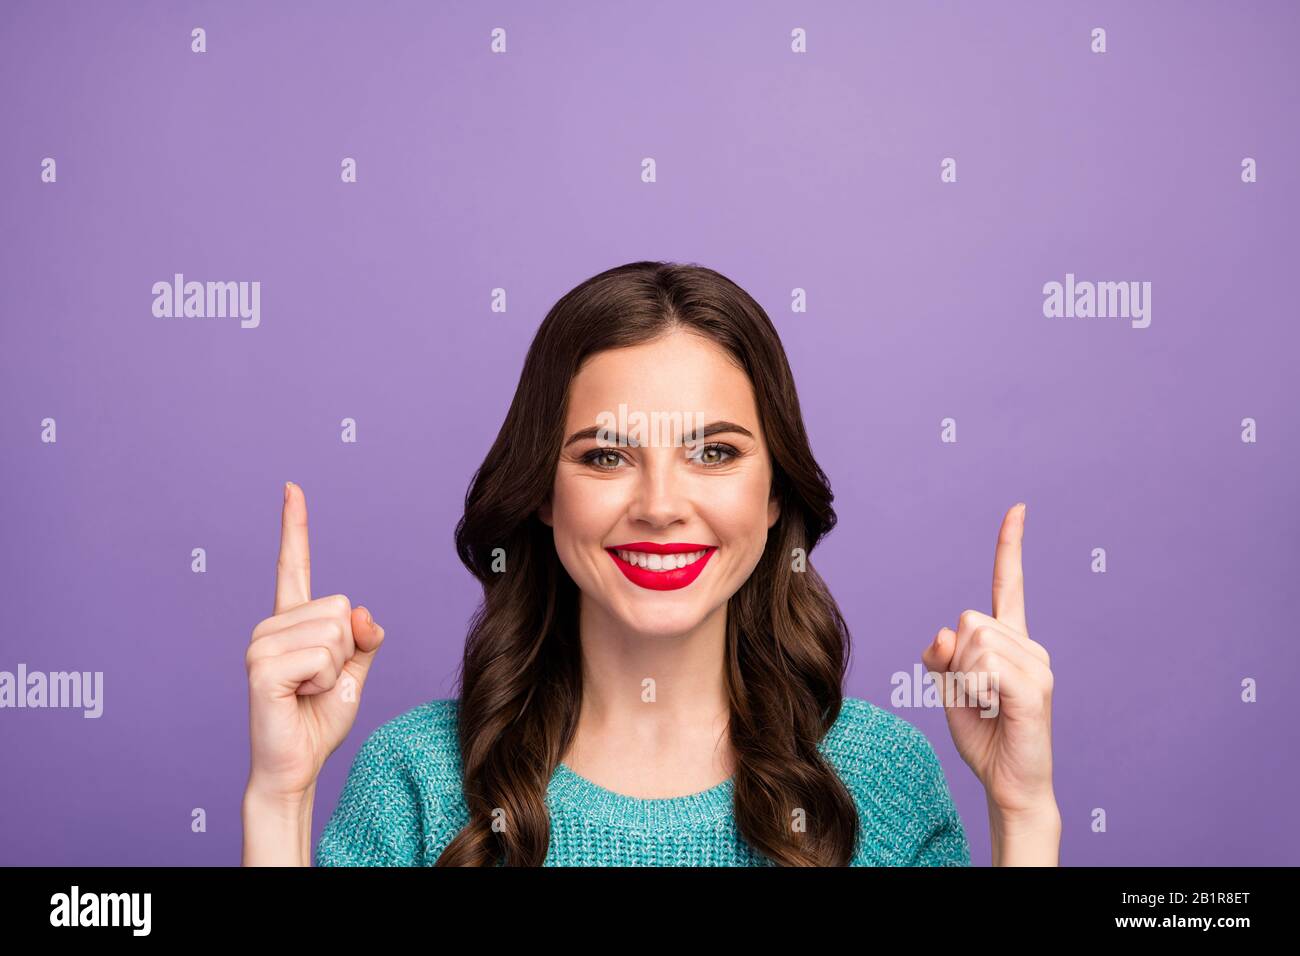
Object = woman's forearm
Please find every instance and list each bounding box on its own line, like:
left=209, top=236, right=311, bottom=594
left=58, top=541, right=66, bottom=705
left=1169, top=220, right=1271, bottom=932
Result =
left=988, top=798, right=1061, bottom=866
left=242, top=783, right=315, bottom=866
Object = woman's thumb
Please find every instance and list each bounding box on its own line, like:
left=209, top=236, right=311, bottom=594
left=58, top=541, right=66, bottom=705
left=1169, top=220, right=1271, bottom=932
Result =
left=922, top=626, right=954, bottom=676
left=345, top=606, right=386, bottom=689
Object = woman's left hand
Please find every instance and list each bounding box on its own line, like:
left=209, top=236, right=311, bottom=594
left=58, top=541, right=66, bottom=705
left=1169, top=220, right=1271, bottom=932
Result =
left=921, top=503, right=1057, bottom=820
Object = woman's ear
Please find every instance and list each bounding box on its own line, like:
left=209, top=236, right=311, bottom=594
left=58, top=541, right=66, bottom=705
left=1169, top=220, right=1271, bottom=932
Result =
left=767, top=490, right=780, bottom=528
left=538, top=495, right=553, bottom=527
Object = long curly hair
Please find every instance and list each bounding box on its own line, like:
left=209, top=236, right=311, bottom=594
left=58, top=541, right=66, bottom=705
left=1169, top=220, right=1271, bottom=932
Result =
left=439, top=260, right=857, bottom=865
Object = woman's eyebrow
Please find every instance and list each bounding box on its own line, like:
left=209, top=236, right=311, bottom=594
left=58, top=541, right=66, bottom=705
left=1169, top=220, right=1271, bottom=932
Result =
left=563, top=420, right=755, bottom=447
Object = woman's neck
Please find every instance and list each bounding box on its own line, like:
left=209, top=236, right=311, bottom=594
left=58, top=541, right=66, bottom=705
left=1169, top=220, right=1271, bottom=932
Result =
left=559, top=598, right=734, bottom=797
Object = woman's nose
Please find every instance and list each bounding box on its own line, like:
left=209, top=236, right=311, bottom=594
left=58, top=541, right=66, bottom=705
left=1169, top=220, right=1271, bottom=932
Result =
left=626, top=452, right=689, bottom=527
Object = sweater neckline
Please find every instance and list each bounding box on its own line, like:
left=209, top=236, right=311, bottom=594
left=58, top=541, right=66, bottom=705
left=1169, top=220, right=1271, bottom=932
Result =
left=547, top=761, right=735, bottom=829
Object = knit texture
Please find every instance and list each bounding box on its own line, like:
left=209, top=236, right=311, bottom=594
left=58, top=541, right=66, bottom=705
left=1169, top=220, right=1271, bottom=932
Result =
left=314, top=696, right=971, bottom=866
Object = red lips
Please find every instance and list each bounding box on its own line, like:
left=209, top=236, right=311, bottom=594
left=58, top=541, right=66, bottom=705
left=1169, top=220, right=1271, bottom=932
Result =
left=608, top=541, right=711, bottom=554
left=606, top=542, right=717, bottom=591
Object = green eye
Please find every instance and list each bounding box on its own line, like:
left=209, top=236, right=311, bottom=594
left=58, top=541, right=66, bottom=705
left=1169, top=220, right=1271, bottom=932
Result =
left=581, top=449, right=627, bottom=470
left=690, top=443, right=739, bottom=466
left=580, top=443, right=739, bottom=470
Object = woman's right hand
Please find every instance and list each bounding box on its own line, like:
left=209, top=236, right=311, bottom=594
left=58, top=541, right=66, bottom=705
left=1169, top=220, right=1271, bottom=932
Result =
left=244, top=481, right=386, bottom=803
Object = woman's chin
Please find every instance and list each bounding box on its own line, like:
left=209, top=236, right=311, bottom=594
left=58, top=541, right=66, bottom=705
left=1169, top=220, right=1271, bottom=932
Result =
left=611, top=603, right=713, bottom=640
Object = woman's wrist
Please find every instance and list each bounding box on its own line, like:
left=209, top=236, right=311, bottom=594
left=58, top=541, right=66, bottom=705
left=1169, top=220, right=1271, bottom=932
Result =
left=987, top=795, right=1061, bottom=866
left=241, top=782, right=316, bottom=866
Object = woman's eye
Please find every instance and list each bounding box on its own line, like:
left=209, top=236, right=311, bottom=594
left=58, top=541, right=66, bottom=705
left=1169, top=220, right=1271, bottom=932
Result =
left=580, top=443, right=738, bottom=470
left=582, top=449, right=627, bottom=470
left=691, top=442, right=739, bottom=466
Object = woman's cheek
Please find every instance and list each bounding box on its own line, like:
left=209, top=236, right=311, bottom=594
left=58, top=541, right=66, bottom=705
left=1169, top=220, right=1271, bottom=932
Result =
left=552, top=479, right=620, bottom=572
left=709, top=473, right=772, bottom=534
left=705, top=486, right=773, bottom=578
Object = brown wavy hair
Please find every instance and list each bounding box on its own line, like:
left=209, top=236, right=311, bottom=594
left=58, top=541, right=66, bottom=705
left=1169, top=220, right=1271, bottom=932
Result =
left=439, top=260, right=857, bottom=865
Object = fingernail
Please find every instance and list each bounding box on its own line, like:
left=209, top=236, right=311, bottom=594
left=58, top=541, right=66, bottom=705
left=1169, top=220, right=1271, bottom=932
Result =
left=284, top=481, right=291, bottom=502
left=366, top=609, right=374, bottom=626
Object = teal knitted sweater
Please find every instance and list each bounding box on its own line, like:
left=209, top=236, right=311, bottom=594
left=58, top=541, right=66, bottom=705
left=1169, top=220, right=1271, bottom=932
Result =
left=314, top=696, right=971, bottom=866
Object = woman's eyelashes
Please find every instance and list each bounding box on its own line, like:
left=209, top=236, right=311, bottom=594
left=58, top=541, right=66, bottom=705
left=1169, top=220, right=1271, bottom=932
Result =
left=578, top=442, right=742, bottom=471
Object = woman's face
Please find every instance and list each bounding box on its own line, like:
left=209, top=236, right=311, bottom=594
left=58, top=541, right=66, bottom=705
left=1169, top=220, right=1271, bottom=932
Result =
left=539, top=328, right=780, bottom=638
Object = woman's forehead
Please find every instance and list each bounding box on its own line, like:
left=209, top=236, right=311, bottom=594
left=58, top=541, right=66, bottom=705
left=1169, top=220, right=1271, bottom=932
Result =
left=565, top=334, right=758, bottom=428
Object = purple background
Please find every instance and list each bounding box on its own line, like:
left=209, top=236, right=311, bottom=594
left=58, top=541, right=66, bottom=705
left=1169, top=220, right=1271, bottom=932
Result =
left=1, top=0, right=1296, bottom=866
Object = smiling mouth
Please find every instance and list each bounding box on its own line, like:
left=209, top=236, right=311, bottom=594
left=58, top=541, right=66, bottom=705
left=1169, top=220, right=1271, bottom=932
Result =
left=609, top=547, right=711, bottom=570
left=605, top=543, right=717, bottom=591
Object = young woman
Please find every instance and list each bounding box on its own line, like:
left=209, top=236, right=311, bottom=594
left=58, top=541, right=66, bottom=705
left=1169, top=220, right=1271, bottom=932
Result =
left=241, top=261, right=1060, bottom=866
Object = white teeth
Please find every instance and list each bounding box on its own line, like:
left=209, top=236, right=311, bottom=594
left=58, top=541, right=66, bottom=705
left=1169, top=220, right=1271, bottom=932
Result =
left=614, top=548, right=710, bottom=571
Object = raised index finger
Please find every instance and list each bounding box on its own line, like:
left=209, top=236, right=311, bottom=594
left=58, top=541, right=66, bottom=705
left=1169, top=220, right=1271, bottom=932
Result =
left=991, top=502, right=1028, bottom=635
left=275, top=481, right=312, bottom=614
